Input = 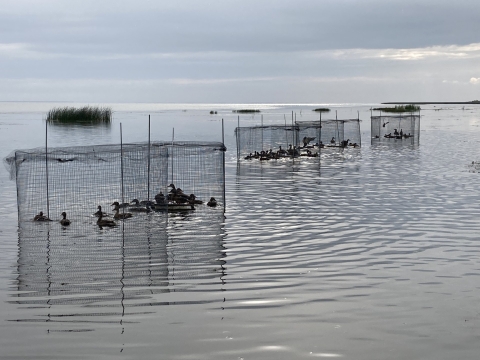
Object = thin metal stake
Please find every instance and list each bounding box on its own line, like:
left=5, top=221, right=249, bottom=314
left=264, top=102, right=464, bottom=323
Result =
left=222, top=118, right=226, bottom=211
left=147, top=115, right=151, bottom=201
left=45, top=120, right=50, bottom=219
left=237, top=115, right=240, bottom=161
left=171, top=128, right=174, bottom=185
left=120, top=123, right=125, bottom=220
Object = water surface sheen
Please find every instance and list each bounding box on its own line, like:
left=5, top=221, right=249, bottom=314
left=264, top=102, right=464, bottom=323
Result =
left=1, top=103, right=480, bottom=359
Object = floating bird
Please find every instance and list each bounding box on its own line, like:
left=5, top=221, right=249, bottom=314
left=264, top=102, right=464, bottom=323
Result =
left=207, top=197, right=217, bottom=207
left=94, top=205, right=109, bottom=217
left=33, top=211, right=50, bottom=221
left=189, top=194, right=203, bottom=205
left=129, top=199, right=151, bottom=212
left=330, top=137, right=335, bottom=144
left=111, top=202, right=133, bottom=219
left=97, top=211, right=116, bottom=227
left=382, top=121, right=389, bottom=127
left=302, top=136, right=316, bottom=147
left=155, top=192, right=166, bottom=204
left=60, top=212, right=71, bottom=226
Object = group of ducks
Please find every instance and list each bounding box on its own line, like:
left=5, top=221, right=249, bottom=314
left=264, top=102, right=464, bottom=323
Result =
left=381, top=128, right=413, bottom=139
left=244, top=136, right=360, bottom=160
left=34, top=184, right=218, bottom=228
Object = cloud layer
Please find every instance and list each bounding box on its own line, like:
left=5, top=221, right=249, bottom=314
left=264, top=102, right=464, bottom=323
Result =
left=1, top=0, right=480, bottom=102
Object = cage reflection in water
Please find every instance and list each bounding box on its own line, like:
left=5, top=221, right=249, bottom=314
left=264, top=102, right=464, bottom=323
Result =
left=371, top=114, right=420, bottom=145
left=235, top=119, right=361, bottom=161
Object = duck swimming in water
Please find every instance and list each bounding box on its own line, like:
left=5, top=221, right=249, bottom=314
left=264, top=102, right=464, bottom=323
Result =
left=330, top=137, right=336, bottom=144
left=207, top=197, right=217, bottom=207
left=189, top=194, right=203, bottom=205
left=97, top=211, right=116, bottom=227
left=94, top=205, right=109, bottom=217
left=111, top=202, right=133, bottom=219
left=60, top=212, right=71, bottom=226
left=302, top=136, right=316, bottom=147
left=34, top=211, right=50, bottom=221
left=129, top=199, right=152, bottom=212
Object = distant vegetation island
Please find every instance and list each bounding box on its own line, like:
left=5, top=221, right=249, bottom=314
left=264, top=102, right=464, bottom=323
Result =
left=233, top=109, right=260, bottom=113
left=373, top=104, right=420, bottom=113
left=46, top=106, right=112, bottom=125
left=313, top=108, right=330, bottom=112
left=470, top=100, right=480, bottom=103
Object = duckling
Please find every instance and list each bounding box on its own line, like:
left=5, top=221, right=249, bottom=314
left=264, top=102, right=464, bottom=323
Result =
left=207, top=197, right=217, bottom=207
left=33, top=211, right=50, bottom=221
left=111, top=202, right=133, bottom=219
left=97, top=212, right=116, bottom=227
left=60, top=212, right=71, bottom=226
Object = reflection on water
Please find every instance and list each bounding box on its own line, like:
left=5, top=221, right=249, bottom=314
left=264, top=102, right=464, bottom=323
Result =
left=12, top=210, right=226, bottom=336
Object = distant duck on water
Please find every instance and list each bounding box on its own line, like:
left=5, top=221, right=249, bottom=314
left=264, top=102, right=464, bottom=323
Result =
left=60, top=212, right=71, bottom=226
left=129, top=199, right=152, bottom=212
left=94, top=205, right=108, bottom=217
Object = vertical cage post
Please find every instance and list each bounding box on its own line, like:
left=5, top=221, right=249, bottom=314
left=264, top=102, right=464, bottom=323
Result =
left=147, top=115, right=151, bottom=202
left=222, top=118, right=226, bottom=210
left=261, top=114, right=264, bottom=152
left=237, top=116, right=240, bottom=161
left=171, top=128, right=174, bottom=185
left=45, top=121, right=50, bottom=219
left=120, top=123, right=125, bottom=216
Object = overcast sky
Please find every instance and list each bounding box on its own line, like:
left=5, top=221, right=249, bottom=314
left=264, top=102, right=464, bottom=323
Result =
left=1, top=0, right=480, bottom=103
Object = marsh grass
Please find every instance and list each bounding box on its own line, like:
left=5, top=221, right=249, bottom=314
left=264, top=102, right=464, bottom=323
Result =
left=313, top=108, right=330, bottom=112
left=233, top=109, right=260, bottom=113
left=46, top=106, right=112, bottom=125
left=373, top=104, right=420, bottom=113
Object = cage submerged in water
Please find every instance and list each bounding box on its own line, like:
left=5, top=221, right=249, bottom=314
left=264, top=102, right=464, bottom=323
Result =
left=4, top=141, right=226, bottom=224
left=371, top=114, right=420, bottom=144
left=234, top=118, right=361, bottom=160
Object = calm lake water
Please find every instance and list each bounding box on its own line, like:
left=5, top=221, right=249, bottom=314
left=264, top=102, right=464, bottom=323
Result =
left=1, top=102, right=480, bottom=359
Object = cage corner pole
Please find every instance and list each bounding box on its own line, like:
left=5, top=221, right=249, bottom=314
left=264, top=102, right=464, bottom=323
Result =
left=171, top=128, right=174, bottom=185
left=120, top=123, right=125, bottom=220
left=45, top=120, right=50, bottom=219
left=261, top=114, right=264, bottom=151
left=291, top=111, right=294, bottom=163
left=318, top=111, right=322, bottom=162
left=147, top=114, right=151, bottom=202
left=237, top=115, right=240, bottom=161
left=222, top=118, right=226, bottom=211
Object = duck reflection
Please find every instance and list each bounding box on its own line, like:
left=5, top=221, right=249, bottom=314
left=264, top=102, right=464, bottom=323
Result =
left=12, top=209, right=227, bottom=331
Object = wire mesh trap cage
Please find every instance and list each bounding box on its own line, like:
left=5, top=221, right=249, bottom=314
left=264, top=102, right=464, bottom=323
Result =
left=371, top=114, right=420, bottom=145
left=234, top=118, right=361, bottom=161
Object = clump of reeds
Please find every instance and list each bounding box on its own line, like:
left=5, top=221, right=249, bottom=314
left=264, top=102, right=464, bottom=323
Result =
left=46, top=106, right=112, bottom=124
left=373, top=104, right=420, bottom=113
left=233, top=109, right=260, bottom=113
left=313, top=108, right=330, bottom=112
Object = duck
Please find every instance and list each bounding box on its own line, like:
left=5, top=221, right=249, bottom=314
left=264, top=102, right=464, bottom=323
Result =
left=330, top=137, right=336, bottom=144
left=188, top=194, right=203, bottom=204
left=129, top=199, right=152, bottom=212
left=207, top=197, right=217, bottom=207
left=94, top=205, right=109, bottom=217
left=155, top=192, right=166, bottom=204
left=302, top=136, right=316, bottom=147
left=97, top=211, right=116, bottom=227
left=33, top=211, right=50, bottom=221
left=111, top=202, right=133, bottom=219
left=60, top=212, right=71, bottom=226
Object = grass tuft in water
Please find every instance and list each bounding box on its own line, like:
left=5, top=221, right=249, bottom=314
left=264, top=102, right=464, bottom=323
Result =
left=233, top=109, right=260, bottom=113
left=373, top=104, right=421, bottom=113
left=46, top=106, right=112, bottom=124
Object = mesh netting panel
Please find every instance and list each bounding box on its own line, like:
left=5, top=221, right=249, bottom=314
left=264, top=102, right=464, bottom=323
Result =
left=235, top=119, right=361, bottom=160
left=166, top=142, right=226, bottom=208
left=5, top=141, right=225, bottom=225
left=12, top=144, right=169, bottom=224
left=371, top=115, right=420, bottom=144
left=235, top=125, right=297, bottom=159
